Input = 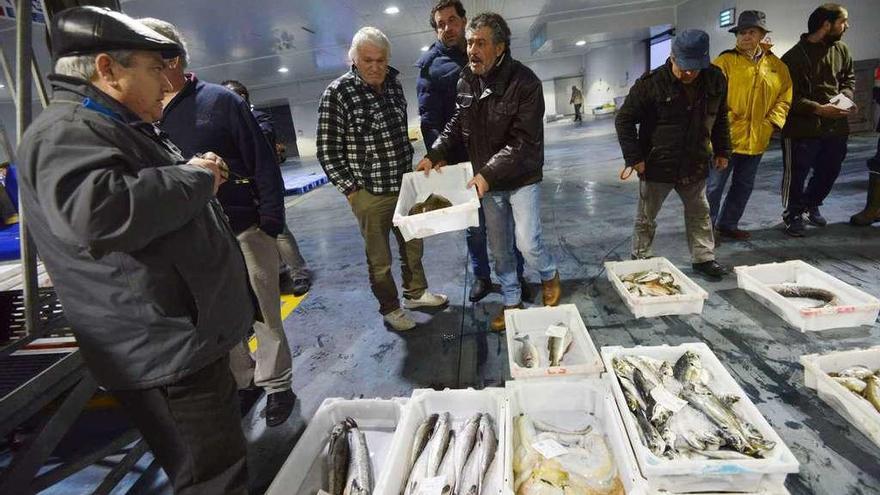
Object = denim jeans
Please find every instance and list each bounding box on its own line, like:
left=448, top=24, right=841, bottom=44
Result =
left=481, top=183, right=557, bottom=306
left=706, top=153, right=763, bottom=230
left=781, top=135, right=848, bottom=219
left=466, top=206, right=524, bottom=280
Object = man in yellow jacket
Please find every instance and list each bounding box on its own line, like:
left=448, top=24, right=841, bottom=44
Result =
left=707, top=10, right=792, bottom=240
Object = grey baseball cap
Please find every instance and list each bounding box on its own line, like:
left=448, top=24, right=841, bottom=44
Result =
left=672, top=29, right=710, bottom=71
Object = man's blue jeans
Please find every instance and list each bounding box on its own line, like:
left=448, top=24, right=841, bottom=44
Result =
left=481, top=183, right=557, bottom=306
left=467, top=207, right=524, bottom=280
left=706, top=153, right=763, bottom=230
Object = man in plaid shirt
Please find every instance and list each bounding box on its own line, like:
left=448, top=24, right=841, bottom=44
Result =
left=318, top=27, right=447, bottom=331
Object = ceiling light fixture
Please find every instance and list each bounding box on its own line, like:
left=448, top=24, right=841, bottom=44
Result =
left=384, top=6, right=400, bottom=15
left=0, top=84, right=5, bottom=89
left=421, top=45, right=429, bottom=51
left=278, top=67, right=289, bottom=73
left=576, top=40, right=586, bottom=46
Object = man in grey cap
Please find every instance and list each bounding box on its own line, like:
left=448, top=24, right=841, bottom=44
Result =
left=615, top=29, right=732, bottom=280
left=16, top=7, right=251, bottom=493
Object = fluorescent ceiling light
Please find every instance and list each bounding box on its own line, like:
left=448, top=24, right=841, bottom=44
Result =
left=0, top=84, right=4, bottom=89
left=384, top=6, right=399, bottom=14
left=421, top=46, right=429, bottom=51
left=576, top=40, right=586, bottom=46
left=278, top=67, right=289, bottom=73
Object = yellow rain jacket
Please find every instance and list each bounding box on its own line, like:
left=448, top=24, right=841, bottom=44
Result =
left=713, top=44, right=792, bottom=155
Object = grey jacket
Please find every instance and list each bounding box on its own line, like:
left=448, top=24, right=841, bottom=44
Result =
left=16, top=75, right=255, bottom=390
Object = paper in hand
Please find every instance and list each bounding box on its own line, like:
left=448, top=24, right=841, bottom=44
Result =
left=829, top=93, right=855, bottom=111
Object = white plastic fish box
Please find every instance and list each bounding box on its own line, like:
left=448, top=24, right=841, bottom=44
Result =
left=266, top=397, right=407, bottom=495
left=801, top=346, right=880, bottom=448
left=504, top=304, right=604, bottom=379
left=503, top=377, right=644, bottom=494
left=605, top=258, right=708, bottom=318
left=376, top=387, right=508, bottom=495
left=600, top=343, right=799, bottom=493
left=392, top=162, right=480, bottom=242
left=735, top=260, right=880, bottom=331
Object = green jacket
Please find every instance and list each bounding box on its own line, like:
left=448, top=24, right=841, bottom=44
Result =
left=781, top=34, right=855, bottom=138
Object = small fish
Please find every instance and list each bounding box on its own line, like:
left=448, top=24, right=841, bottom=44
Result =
left=345, top=418, right=372, bottom=495
left=673, top=350, right=703, bottom=384
left=769, top=284, right=839, bottom=307
left=437, top=433, right=457, bottom=495
left=454, top=413, right=482, bottom=481
left=621, top=270, right=682, bottom=297
left=426, top=412, right=451, bottom=476
left=460, top=414, right=497, bottom=495
left=833, top=376, right=867, bottom=394
left=835, top=365, right=875, bottom=380
left=328, top=419, right=352, bottom=495
left=865, top=375, right=880, bottom=414
left=409, top=413, right=439, bottom=470
left=404, top=443, right=430, bottom=495
left=547, top=324, right=572, bottom=367
left=408, top=193, right=453, bottom=216
left=514, top=335, right=541, bottom=368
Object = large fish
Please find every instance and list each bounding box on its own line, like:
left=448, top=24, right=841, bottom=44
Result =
left=680, top=384, right=774, bottom=457
left=455, top=413, right=482, bottom=485
left=328, top=419, right=353, bottom=495
left=426, top=412, right=452, bottom=476
left=769, top=284, right=839, bottom=307
left=673, top=350, right=703, bottom=384
left=459, top=414, right=498, bottom=495
left=514, top=335, right=541, bottom=368
left=409, top=193, right=454, bottom=216
left=409, top=414, right=439, bottom=470
left=345, top=419, right=372, bottom=495
left=547, top=324, right=572, bottom=367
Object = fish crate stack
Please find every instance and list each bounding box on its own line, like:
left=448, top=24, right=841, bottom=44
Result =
left=392, top=162, right=480, bottom=241
left=605, top=258, right=709, bottom=318
left=503, top=304, right=604, bottom=379
left=600, top=343, right=799, bottom=493
left=735, top=260, right=880, bottom=331
left=801, top=346, right=880, bottom=448
left=266, top=397, right=407, bottom=495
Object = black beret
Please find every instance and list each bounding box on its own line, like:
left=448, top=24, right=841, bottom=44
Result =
left=50, top=6, right=181, bottom=60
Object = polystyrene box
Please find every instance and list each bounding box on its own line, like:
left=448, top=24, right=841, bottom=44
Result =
left=605, top=258, right=708, bottom=318
left=393, top=162, right=480, bottom=241
left=503, top=377, right=644, bottom=494
left=600, top=343, right=799, bottom=493
left=376, top=387, right=508, bottom=495
left=801, top=346, right=880, bottom=448
left=266, top=397, right=407, bottom=495
left=504, top=304, right=604, bottom=379
left=735, top=260, right=880, bottom=331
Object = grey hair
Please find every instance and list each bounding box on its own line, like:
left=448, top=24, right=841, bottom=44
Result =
left=54, top=50, right=136, bottom=80
left=348, top=27, right=391, bottom=63
left=466, top=12, right=511, bottom=50
left=138, top=17, right=190, bottom=68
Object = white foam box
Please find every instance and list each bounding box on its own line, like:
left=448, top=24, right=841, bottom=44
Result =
left=600, top=342, right=799, bottom=493
left=504, top=304, right=604, bottom=379
left=392, top=162, right=480, bottom=242
left=376, top=387, right=508, bottom=495
left=801, top=346, right=880, bottom=447
left=735, top=260, right=880, bottom=331
left=605, top=257, right=708, bottom=318
left=266, top=397, right=407, bottom=495
left=503, top=377, right=644, bottom=494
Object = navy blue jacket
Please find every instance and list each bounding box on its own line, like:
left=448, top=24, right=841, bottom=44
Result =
left=416, top=40, right=468, bottom=164
left=160, top=74, right=284, bottom=236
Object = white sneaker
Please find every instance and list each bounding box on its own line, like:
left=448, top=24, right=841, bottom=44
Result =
left=383, top=308, right=417, bottom=331
left=402, top=291, right=449, bottom=309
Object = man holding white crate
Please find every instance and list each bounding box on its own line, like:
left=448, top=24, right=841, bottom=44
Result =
left=318, top=27, right=447, bottom=332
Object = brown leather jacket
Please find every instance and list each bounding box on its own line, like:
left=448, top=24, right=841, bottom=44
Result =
left=427, top=53, right=544, bottom=191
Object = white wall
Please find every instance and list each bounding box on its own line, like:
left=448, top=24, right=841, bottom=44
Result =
left=676, top=0, right=880, bottom=61
left=582, top=42, right=647, bottom=107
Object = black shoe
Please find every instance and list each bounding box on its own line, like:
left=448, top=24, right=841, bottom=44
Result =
left=265, top=390, right=297, bottom=427
left=784, top=215, right=806, bottom=237
left=692, top=260, right=728, bottom=280
left=238, top=386, right=263, bottom=417
left=807, top=207, right=827, bottom=227
left=291, top=278, right=311, bottom=296
left=519, top=277, right=534, bottom=303
left=279, top=272, right=296, bottom=295
left=469, top=278, right=492, bottom=302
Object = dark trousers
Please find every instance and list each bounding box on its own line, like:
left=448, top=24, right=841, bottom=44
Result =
left=467, top=205, right=524, bottom=280
left=782, top=135, right=848, bottom=219
left=574, top=104, right=583, bottom=122
left=113, top=356, right=248, bottom=495
left=707, top=153, right=763, bottom=230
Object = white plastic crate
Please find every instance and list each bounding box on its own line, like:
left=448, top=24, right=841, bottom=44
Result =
left=503, top=377, right=644, bottom=494
left=392, top=162, right=480, bottom=241
left=504, top=304, right=604, bottom=379
left=605, top=258, right=708, bottom=318
left=801, top=346, right=880, bottom=448
left=600, top=343, right=799, bottom=493
left=266, top=397, right=406, bottom=495
left=376, top=387, right=508, bottom=495
left=735, top=260, right=880, bottom=331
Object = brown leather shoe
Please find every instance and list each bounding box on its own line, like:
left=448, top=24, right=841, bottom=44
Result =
left=542, top=272, right=562, bottom=306
left=490, top=303, right=523, bottom=332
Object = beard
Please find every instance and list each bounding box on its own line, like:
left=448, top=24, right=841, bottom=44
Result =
left=824, top=29, right=844, bottom=43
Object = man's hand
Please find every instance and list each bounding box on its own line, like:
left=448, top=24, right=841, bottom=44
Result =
left=713, top=156, right=729, bottom=171
left=815, top=104, right=852, bottom=120
left=346, top=189, right=359, bottom=204
left=466, top=173, right=490, bottom=198
left=189, top=156, right=226, bottom=194
left=633, top=161, right=646, bottom=174
left=416, top=156, right=446, bottom=176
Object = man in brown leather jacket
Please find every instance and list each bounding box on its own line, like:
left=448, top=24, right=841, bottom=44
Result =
left=418, top=12, right=561, bottom=331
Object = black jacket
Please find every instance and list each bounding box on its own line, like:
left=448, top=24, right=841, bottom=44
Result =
left=416, top=40, right=468, bottom=164
left=428, top=54, right=544, bottom=191
left=615, top=61, right=732, bottom=184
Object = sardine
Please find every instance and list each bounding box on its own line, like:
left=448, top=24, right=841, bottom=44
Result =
left=408, top=193, right=453, bottom=216
left=865, top=375, right=880, bottom=414
left=547, top=324, right=572, bottom=367
left=770, top=284, right=839, bottom=307
left=514, top=335, right=541, bottom=368
left=345, top=419, right=372, bottom=495
left=409, top=414, right=439, bottom=469
left=328, top=419, right=352, bottom=495
left=426, top=412, right=451, bottom=476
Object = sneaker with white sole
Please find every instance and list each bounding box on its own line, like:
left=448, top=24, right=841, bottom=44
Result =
left=383, top=308, right=417, bottom=331
left=402, top=291, right=448, bottom=309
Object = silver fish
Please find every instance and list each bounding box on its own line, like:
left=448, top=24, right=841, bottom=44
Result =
left=437, top=433, right=457, bottom=495
left=454, top=413, right=482, bottom=486
left=426, top=412, right=451, bottom=476
left=514, top=335, right=540, bottom=368
left=404, top=443, right=430, bottom=495
left=547, top=324, right=572, bottom=367
left=459, top=414, right=497, bottom=495
left=673, top=350, right=703, bottom=384
left=409, top=413, right=439, bottom=470
left=681, top=384, right=774, bottom=457
left=345, top=418, right=372, bottom=495
left=835, top=365, right=875, bottom=380
left=633, top=368, right=672, bottom=427
left=328, top=419, right=352, bottom=495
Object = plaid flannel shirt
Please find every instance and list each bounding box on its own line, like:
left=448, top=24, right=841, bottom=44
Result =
left=317, top=65, right=414, bottom=195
